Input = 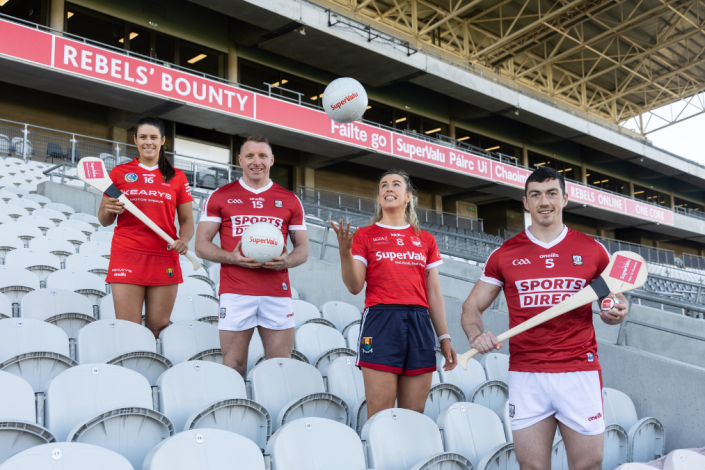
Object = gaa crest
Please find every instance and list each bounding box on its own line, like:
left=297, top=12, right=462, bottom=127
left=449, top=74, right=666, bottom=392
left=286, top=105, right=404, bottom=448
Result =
left=362, top=337, right=373, bottom=352
left=572, top=255, right=583, bottom=266
left=166, top=268, right=174, bottom=277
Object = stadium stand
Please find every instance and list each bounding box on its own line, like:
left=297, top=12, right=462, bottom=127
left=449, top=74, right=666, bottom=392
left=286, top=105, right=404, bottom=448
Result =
left=320, top=300, right=362, bottom=333
left=159, top=321, right=221, bottom=364
left=0, top=293, right=12, bottom=319
left=45, top=226, right=87, bottom=246
left=28, top=237, right=76, bottom=262
left=169, top=294, right=219, bottom=324
left=20, top=288, right=94, bottom=339
left=64, top=254, right=109, bottom=280
left=0, top=443, right=133, bottom=470
left=294, top=323, right=355, bottom=371
left=45, top=270, right=107, bottom=305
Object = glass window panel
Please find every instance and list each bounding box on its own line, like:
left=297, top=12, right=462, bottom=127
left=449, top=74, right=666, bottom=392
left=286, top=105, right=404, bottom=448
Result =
left=179, top=40, right=224, bottom=78
left=127, top=26, right=150, bottom=57
left=364, top=101, right=392, bottom=127
left=1, top=0, right=46, bottom=26
left=154, top=34, right=175, bottom=64
left=422, top=118, right=447, bottom=137
left=238, top=58, right=279, bottom=93
left=65, top=3, right=124, bottom=49
left=278, top=74, right=318, bottom=105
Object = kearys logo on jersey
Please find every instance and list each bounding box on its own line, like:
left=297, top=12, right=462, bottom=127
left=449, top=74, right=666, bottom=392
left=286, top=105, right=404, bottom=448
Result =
left=515, top=277, right=586, bottom=308
left=124, top=189, right=172, bottom=200
left=376, top=251, right=427, bottom=262
left=125, top=173, right=138, bottom=183
left=231, top=215, right=284, bottom=236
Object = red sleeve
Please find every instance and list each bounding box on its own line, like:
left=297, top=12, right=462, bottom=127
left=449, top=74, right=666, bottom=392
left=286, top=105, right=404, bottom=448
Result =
left=425, top=233, right=443, bottom=270
left=103, top=167, right=120, bottom=198
left=288, top=195, right=306, bottom=231
left=176, top=172, right=193, bottom=205
left=480, top=247, right=504, bottom=287
left=199, top=190, right=222, bottom=223
left=594, top=240, right=611, bottom=277
left=351, top=229, right=368, bottom=266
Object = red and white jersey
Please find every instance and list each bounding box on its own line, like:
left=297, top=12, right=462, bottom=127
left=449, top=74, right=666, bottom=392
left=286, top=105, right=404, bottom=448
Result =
left=200, top=179, right=306, bottom=297
left=352, top=223, right=442, bottom=309
left=481, top=226, right=610, bottom=373
left=108, top=159, right=192, bottom=254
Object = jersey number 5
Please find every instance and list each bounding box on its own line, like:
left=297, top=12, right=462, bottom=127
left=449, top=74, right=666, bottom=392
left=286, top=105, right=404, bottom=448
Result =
left=252, top=201, right=263, bottom=209
left=545, top=259, right=554, bottom=268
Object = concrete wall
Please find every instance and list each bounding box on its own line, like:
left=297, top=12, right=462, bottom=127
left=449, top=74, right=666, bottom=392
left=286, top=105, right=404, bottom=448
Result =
left=38, top=181, right=103, bottom=215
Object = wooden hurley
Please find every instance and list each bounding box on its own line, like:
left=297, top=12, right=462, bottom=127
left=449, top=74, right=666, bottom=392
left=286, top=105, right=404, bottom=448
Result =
left=76, top=157, right=202, bottom=271
left=458, top=250, right=648, bottom=370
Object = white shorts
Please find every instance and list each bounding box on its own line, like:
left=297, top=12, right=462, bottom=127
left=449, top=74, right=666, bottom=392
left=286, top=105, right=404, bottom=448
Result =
left=508, top=370, right=605, bottom=436
left=218, top=293, right=295, bottom=331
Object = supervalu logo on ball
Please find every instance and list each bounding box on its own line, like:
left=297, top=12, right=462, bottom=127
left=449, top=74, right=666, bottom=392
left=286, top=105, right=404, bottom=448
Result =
left=125, top=173, right=138, bottom=183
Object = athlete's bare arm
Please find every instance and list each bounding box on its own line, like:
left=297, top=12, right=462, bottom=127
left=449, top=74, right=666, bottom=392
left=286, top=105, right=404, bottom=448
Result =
left=426, top=267, right=457, bottom=370
left=262, top=230, right=310, bottom=270
left=169, top=202, right=193, bottom=255
left=461, top=280, right=504, bottom=353
left=194, top=221, right=262, bottom=268
left=98, top=195, right=124, bottom=226
left=331, top=219, right=366, bottom=294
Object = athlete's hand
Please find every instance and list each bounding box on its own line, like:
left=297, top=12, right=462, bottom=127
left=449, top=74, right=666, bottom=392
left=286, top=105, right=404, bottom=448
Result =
left=263, top=245, right=290, bottom=270
left=168, top=239, right=189, bottom=255
left=600, top=292, right=628, bottom=325
left=471, top=331, right=503, bottom=354
left=104, top=197, right=124, bottom=215
left=441, top=339, right=457, bottom=371
left=330, top=219, right=357, bottom=254
left=231, top=241, right=263, bottom=269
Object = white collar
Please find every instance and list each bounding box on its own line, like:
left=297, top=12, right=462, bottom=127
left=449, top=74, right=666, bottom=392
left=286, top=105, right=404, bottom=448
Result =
left=525, top=225, right=568, bottom=249
left=138, top=162, right=159, bottom=171
left=375, top=222, right=411, bottom=230
left=238, top=178, right=273, bottom=194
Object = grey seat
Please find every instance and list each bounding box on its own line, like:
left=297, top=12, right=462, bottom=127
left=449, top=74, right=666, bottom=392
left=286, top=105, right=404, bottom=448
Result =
left=424, top=381, right=465, bottom=423
left=0, top=442, right=133, bottom=470
left=28, top=237, right=76, bottom=262
left=266, top=418, right=366, bottom=470
left=44, top=364, right=174, bottom=469
left=0, top=222, right=41, bottom=242
left=468, top=378, right=509, bottom=416
left=178, top=277, right=217, bottom=302
left=33, top=208, right=66, bottom=225
left=22, top=194, right=51, bottom=208
left=10, top=199, right=40, bottom=214
left=76, top=319, right=172, bottom=386
left=0, top=206, right=29, bottom=221
left=143, top=429, right=265, bottom=470
left=64, top=254, right=109, bottom=280
left=293, top=299, right=324, bottom=328
left=169, top=295, right=219, bottom=324
left=159, top=321, right=221, bottom=365
left=480, top=353, right=509, bottom=383
left=322, top=356, right=365, bottom=426
left=0, top=318, right=75, bottom=392
left=0, top=371, right=56, bottom=463
left=0, top=292, right=12, bottom=319
left=361, top=408, right=472, bottom=470
left=16, top=215, right=53, bottom=232
left=0, top=234, right=23, bottom=261
left=0, top=266, right=40, bottom=304
left=77, top=240, right=110, bottom=259
left=20, top=288, right=95, bottom=339
left=5, top=249, right=61, bottom=284
left=45, top=270, right=107, bottom=305
left=89, top=230, right=113, bottom=243
left=59, top=220, right=94, bottom=237
left=294, top=323, right=355, bottom=371
left=320, top=301, right=362, bottom=332
left=439, top=357, right=487, bottom=404
left=70, top=213, right=100, bottom=229
left=250, top=358, right=349, bottom=431
left=45, top=226, right=87, bottom=246
left=344, top=320, right=361, bottom=352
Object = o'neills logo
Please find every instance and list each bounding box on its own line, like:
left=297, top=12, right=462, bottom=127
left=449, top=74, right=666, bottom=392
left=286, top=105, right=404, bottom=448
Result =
left=376, top=251, right=426, bottom=262
left=249, top=236, right=278, bottom=245
left=588, top=412, right=603, bottom=422
left=330, top=93, right=359, bottom=110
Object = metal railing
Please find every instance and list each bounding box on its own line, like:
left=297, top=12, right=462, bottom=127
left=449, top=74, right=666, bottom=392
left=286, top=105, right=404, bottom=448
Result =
left=593, top=236, right=677, bottom=266
left=682, top=253, right=705, bottom=271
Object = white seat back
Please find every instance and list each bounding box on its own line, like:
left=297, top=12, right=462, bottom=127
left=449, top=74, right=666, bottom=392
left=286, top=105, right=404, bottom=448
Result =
left=439, top=357, right=486, bottom=399
left=45, top=226, right=87, bottom=245
left=602, top=388, right=638, bottom=431
left=0, top=222, right=41, bottom=240
left=17, top=215, right=53, bottom=230
left=345, top=322, right=361, bottom=351
left=294, top=323, right=346, bottom=363
left=28, top=237, right=76, bottom=259
left=208, top=264, right=220, bottom=284
left=45, top=203, right=75, bottom=216
left=0, top=370, right=36, bottom=422
left=33, top=208, right=66, bottom=223
left=76, top=319, right=157, bottom=363
left=664, top=449, right=705, bottom=470
left=169, top=295, right=218, bottom=323
left=437, top=403, right=506, bottom=469
left=90, top=231, right=113, bottom=243
left=65, top=253, right=109, bottom=276
left=320, top=301, right=361, bottom=332
left=78, top=240, right=110, bottom=258
left=324, top=356, right=365, bottom=417
left=45, top=270, right=107, bottom=304
left=70, top=213, right=100, bottom=227
left=0, top=318, right=69, bottom=361
left=293, top=299, right=320, bottom=327
left=0, top=442, right=133, bottom=470
left=5, top=249, right=60, bottom=280
left=159, top=321, right=220, bottom=365
left=0, top=292, right=12, bottom=318
left=481, top=353, right=509, bottom=382
left=60, top=219, right=94, bottom=235
left=20, top=288, right=94, bottom=338
left=178, top=277, right=215, bottom=298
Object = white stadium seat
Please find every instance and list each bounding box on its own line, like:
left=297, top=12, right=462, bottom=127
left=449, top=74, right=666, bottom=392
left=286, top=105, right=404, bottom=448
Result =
left=0, top=442, right=133, bottom=470
left=78, top=240, right=111, bottom=259
left=28, top=236, right=76, bottom=262
left=33, top=207, right=66, bottom=225
left=498, top=400, right=513, bottom=442
left=20, top=288, right=95, bottom=339
left=0, top=189, right=17, bottom=202
left=294, top=323, right=355, bottom=371
left=5, top=248, right=61, bottom=284
left=320, top=300, right=362, bottom=332
left=481, top=353, right=509, bottom=383
left=250, top=358, right=348, bottom=431
left=293, top=299, right=321, bottom=327
left=159, top=321, right=221, bottom=365
left=291, top=286, right=299, bottom=300
left=0, top=204, right=28, bottom=220
left=468, top=378, right=509, bottom=415
left=208, top=264, right=220, bottom=285
left=64, top=253, right=109, bottom=279
left=0, top=234, right=23, bottom=260
left=179, top=257, right=213, bottom=287
left=169, top=294, right=219, bottom=324
left=602, top=424, right=629, bottom=469
left=344, top=320, right=361, bottom=352
left=266, top=418, right=366, bottom=470
left=144, top=429, right=265, bottom=470
left=60, top=219, right=95, bottom=237
left=424, top=380, right=465, bottom=423
left=322, top=356, right=365, bottom=425
left=44, top=364, right=174, bottom=469
left=17, top=215, right=54, bottom=233
left=0, top=292, right=12, bottom=319
left=23, top=193, right=51, bottom=207
left=0, top=213, right=14, bottom=225
left=9, top=197, right=40, bottom=213
left=45, top=202, right=75, bottom=217
left=45, top=270, right=107, bottom=305
left=0, top=222, right=42, bottom=242
left=76, top=319, right=172, bottom=386
left=439, top=357, right=487, bottom=400
left=664, top=449, right=705, bottom=469
left=90, top=230, right=113, bottom=243
left=0, top=371, right=56, bottom=463
left=70, top=212, right=100, bottom=229
left=0, top=318, right=76, bottom=392
left=362, top=408, right=473, bottom=470
left=178, top=277, right=217, bottom=301
left=46, top=226, right=87, bottom=246
left=0, top=265, right=40, bottom=303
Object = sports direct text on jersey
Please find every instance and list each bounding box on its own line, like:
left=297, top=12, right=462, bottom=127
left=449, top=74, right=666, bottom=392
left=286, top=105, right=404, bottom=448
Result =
left=515, top=277, right=587, bottom=308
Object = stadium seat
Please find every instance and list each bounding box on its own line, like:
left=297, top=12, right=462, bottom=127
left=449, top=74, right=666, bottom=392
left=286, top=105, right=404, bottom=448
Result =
left=45, top=202, right=74, bottom=218
left=322, top=356, right=365, bottom=426
left=178, top=277, right=217, bottom=302
left=468, top=378, right=509, bottom=415
left=0, top=292, right=12, bottom=319
left=9, top=198, right=40, bottom=214
left=344, top=320, right=361, bottom=352
left=64, top=253, right=109, bottom=279
left=45, top=226, right=87, bottom=246
left=60, top=219, right=95, bottom=237
left=439, top=357, right=487, bottom=401
left=247, top=328, right=265, bottom=375
left=32, top=207, right=66, bottom=225
left=90, top=230, right=113, bottom=243
left=481, top=353, right=509, bottom=382
left=0, top=442, right=133, bottom=470
left=437, top=403, right=516, bottom=470
left=0, top=190, right=15, bottom=203
left=602, top=388, right=665, bottom=463
left=20, top=288, right=95, bottom=339
left=663, top=449, right=705, bottom=469
left=266, top=418, right=366, bottom=470
left=78, top=240, right=110, bottom=259
left=5, top=249, right=61, bottom=285
left=424, top=381, right=465, bottom=423
left=28, top=237, right=76, bottom=262
left=551, top=438, right=569, bottom=469
left=0, top=205, right=28, bottom=220
left=45, top=270, right=107, bottom=305
left=361, top=408, right=473, bottom=470
left=159, top=321, right=221, bottom=364
left=291, top=286, right=299, bottom=300
left=70, top=213, right=100, bottom=229
left=320, top=300, right=362, bottom=332
left=179, top=258, right=213, bottom=285
left=44, top=364, right=174, bottom=469
left=17, top=215, right=54, bottom=233
left=250, top=358, right=348, bottom=431
left=294, top=323, right=355, bottom=370
left=0, top=371, right=56, bottom=463
left=23, top=193, right=51, bottom=207
left=0, top=265, right=40, bottom=303
left=497, top=400, right=513, bottom=442
left=0, top=318, right=76, bottom=392
left=0, top=234, right=23, bottom=261
left=0, top=213, right=13, bottom=225
left=293, top=299, right=336, bottom=329
left=0, top=222, right=42, bottom=243
left=143, top=428, right=266, bottom=470
left=208, top=264, right=220, bottom=285
left=602, top=424, right=629, bottom=469
left=169, top=294, right=219, bottom=324
left=76, top=319, right=172, bottom=385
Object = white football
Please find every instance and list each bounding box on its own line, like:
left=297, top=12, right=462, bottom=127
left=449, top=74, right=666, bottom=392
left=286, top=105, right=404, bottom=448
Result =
left=322, top=77, right=368, bottom=124
left=241, top=222, right=285, bottom=263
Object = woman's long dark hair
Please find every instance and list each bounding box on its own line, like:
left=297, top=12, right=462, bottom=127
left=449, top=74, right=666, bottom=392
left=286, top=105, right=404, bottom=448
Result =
left=134, top=117, right=175, bottom=181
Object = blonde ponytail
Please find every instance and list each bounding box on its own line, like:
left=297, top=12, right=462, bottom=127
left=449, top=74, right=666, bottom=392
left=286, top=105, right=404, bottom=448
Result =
left=371, top=170, right=420, bottom=234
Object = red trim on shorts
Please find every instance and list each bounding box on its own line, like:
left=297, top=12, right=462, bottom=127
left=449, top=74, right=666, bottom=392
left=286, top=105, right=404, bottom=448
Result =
left=357, top=361, right=403, bottom=374
left=402, top=366, right=437, bottom=376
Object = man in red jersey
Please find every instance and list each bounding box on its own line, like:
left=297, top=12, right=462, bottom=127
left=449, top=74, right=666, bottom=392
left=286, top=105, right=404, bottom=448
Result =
left=461, top=166, right=629, bottom=470
left=195, top=134, right=309, bottom=377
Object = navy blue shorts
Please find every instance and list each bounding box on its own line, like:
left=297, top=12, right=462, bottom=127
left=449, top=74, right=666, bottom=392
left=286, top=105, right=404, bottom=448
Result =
left=356, top=304, right=436, bottom=376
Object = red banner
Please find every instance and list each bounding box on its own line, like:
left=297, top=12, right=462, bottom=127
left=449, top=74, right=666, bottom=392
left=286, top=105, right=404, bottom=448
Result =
left=0, top=21, right=52, bottom=66
left=625, top=199, right=674, bottom=225
left=391, top=134, right=492, bottom=179
left=491, top=162, right=532, bottom=188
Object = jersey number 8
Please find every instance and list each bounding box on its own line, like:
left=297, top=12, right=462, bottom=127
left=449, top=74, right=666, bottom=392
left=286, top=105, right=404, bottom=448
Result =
left=396, top=239, right=404, bottom=246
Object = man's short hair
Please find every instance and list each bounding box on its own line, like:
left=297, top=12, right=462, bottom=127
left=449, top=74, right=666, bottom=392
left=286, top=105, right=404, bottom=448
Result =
left=239, top=134, right=271, bottom=155
left=525, top=166, right=565, bottom=196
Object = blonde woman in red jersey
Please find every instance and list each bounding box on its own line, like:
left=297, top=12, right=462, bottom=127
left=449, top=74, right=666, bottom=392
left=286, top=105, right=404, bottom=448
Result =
left=98, top=117, right=194, bottom=338
left=331, top=170, right=457, bottom=419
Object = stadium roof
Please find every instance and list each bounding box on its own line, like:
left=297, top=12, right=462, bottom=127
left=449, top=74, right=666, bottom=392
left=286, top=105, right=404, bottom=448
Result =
left=312, top=0, right=705, bottom=135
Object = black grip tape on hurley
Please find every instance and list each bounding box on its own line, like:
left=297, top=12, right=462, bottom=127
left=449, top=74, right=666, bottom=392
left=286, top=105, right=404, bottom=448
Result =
left=590, top=276, right=611, bottom=299
left=104, top=184, right=121, bottom=199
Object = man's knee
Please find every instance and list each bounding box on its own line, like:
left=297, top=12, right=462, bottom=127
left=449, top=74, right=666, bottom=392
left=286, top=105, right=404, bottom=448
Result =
left=516, top=456, right=550, bottom=470
left=568, top=453, right=602, bottom=470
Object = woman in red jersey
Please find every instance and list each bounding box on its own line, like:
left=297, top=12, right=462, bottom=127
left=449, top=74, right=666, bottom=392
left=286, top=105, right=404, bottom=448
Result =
left=331, top=170, right=457, bottom=418
left=97, top=117, right=194, bottom=338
